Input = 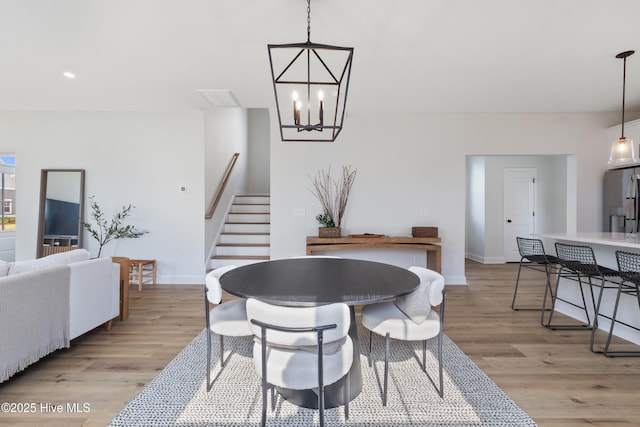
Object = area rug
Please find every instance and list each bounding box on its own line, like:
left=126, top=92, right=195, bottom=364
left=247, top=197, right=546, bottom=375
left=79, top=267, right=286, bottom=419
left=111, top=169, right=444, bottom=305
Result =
left=109, top=326, right=537, bottom=426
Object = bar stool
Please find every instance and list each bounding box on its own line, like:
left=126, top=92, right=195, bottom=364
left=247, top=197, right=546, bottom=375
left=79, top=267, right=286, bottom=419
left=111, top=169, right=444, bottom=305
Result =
left=511, top=237, right=559, bottom=324
left=543, top=243, right=620, bottom=354
left=601, top=250, right=640, bottom=357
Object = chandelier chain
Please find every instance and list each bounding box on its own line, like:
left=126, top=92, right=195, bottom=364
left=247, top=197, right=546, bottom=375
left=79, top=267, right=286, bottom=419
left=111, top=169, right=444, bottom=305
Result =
left=307, top=0, right=311, bottom=42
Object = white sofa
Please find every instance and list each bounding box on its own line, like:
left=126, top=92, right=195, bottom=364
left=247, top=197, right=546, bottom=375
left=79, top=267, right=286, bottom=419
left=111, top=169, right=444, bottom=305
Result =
left=0, top=249, right=120, bottom=382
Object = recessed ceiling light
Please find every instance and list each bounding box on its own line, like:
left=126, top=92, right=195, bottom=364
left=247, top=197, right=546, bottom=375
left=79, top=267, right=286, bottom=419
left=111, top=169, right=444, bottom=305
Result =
left=62, top=71, right=76, bottom=79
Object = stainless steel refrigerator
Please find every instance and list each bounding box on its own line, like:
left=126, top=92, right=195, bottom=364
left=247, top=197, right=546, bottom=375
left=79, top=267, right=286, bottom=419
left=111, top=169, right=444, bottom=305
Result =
left=604, top=166, right=640, bottom=232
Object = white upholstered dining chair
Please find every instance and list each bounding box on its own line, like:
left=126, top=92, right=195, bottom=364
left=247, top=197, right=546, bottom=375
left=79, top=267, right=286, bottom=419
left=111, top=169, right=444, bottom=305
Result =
left=246, top=298, right=353, bottom=427
left=361, top=266, right=446, bottom=404
left=204, top=265, right=252, bottom=392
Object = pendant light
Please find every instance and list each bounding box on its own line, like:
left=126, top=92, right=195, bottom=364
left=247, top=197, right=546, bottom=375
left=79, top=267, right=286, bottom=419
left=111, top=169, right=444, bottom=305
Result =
left=268, top=0, right=354, bottom=142
left=609, top=50, right=635, bottom=167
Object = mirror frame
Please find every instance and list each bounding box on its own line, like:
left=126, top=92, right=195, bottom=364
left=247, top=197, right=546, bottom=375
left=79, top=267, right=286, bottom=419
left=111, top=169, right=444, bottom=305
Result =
left=36, top=169, right=85, bottom=258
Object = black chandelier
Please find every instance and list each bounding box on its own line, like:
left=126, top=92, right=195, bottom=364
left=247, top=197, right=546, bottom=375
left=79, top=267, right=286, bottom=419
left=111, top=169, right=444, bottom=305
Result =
left=268, top=0, right=354, bottom=142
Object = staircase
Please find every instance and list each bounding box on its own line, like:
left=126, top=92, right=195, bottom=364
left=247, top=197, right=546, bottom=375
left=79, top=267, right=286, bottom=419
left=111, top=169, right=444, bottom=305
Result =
left=209, top=195, right=270, bottom=269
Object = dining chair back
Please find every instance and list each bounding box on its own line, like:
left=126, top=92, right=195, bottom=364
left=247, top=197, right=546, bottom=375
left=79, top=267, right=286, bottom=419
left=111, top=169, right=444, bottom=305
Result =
left=246, top=298, right=353, bottom=427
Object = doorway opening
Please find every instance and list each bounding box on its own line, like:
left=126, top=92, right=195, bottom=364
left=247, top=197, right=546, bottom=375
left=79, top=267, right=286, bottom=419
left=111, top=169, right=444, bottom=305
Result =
left=465, top=155, right=576, bottom=264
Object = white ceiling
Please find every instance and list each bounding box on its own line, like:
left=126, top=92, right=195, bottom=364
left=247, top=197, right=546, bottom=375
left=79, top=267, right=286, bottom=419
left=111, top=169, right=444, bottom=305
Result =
left=2, top=0, right=640, bottom=114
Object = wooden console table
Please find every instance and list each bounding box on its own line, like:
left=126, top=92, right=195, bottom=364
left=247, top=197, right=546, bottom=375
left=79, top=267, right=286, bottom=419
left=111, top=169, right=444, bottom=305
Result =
left=306, top=236, right=442, bottom=273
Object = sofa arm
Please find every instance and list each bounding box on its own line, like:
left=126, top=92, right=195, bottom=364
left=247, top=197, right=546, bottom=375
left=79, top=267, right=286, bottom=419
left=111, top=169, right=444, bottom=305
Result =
left=68, top=257, right=120, bottom=339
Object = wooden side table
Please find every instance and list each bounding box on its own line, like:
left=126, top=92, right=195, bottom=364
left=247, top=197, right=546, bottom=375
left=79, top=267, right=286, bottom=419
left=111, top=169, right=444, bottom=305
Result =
left=111, top=257, right=130, bottom=321
left=129, top=259, right=157, bottom=291
left=306, top=236, right=442, bottom=273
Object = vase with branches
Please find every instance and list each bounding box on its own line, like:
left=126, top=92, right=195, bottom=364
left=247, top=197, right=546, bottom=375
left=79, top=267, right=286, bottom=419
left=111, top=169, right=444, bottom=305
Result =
left=309, top=165, right=357, bottom=237
left=81, top=196, right=149, bottom=257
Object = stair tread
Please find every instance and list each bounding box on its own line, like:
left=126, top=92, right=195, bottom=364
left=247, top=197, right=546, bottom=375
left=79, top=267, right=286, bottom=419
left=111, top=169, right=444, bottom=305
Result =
left=225, top=222, right=270, bottom=225
left=211, top=195, right=270, bottom=268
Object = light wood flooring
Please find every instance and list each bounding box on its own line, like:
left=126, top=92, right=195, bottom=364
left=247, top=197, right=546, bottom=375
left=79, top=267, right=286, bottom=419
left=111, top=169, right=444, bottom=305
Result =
left=1, top=260, right=639, bottom=426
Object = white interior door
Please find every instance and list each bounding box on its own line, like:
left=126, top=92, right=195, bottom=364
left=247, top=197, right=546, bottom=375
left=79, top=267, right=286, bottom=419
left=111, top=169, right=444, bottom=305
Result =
left=504, top=168, right=536, bottom=262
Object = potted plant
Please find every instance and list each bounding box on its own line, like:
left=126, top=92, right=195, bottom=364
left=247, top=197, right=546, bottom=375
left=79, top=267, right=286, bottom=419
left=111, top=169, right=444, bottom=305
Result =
left=309, top=165, right=357, bottom=237
left=81, top=196, right=149, bottom=257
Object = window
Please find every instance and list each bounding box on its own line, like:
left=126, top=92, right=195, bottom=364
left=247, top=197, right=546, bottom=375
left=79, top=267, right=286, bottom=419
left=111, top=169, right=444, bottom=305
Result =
left=0, top=155, right=16, bottom=232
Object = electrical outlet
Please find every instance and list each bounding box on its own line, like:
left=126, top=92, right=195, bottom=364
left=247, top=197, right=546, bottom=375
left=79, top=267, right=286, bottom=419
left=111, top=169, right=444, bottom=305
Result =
left=179, top=185, right=188, bottom=193
left=419, top=208, right=429, bottom=217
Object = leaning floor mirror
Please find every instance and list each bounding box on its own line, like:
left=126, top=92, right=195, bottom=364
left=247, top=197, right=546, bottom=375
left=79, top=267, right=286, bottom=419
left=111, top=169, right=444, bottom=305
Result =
left=36, top=169, right=85, bottom=258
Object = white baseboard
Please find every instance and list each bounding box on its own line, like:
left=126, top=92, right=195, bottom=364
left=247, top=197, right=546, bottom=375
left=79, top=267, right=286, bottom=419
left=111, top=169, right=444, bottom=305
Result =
left=465, top=253, right=506, bottom=264
left=444, top=275, right=467, bottom=285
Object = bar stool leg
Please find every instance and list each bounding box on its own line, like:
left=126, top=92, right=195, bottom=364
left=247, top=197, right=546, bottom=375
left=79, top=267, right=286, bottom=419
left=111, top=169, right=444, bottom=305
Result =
left=539, top=264, right=556, bottom=325
left=603, top=281, right=624, bottom=356
left=589, top=276, right=608, bottom=354
left=603, top=282, right=640, bottom=357
left=511, top=259, right=525, bottom=310
left=544, top=270, right=593, bottom=330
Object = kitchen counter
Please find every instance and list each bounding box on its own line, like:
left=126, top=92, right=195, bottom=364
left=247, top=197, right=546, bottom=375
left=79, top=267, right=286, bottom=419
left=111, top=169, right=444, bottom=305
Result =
left=538, top=232, right=640, bottom=249
left=537, top=232, right=640, bottom=345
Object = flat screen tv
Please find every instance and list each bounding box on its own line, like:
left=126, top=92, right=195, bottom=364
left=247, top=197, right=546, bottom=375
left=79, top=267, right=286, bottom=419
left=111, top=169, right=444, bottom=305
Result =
left=44, top=198, right=80, bottom=236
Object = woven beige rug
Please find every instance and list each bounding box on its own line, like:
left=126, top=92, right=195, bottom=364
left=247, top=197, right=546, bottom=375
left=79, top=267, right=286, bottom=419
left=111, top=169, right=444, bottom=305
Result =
left=110, top=326, right=536, bottom=426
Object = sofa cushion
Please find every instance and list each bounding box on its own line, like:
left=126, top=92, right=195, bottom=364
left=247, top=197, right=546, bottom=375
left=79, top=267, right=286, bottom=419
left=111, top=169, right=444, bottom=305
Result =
left=44, top=249, right=90, bottom=265
left=8, top=259, right=42, bottom=276
left=8, top=249, right=90, bottom=276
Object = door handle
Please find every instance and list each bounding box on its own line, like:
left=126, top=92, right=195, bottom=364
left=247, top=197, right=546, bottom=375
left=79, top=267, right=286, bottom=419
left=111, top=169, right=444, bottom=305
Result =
left=507, top=219, right=512, bottom=223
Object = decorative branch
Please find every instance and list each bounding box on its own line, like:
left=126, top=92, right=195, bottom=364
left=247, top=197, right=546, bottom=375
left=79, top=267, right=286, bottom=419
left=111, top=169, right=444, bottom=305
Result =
left=81, top=196, right=148, bottom=257
left=309, top=165, right=357, bottom=227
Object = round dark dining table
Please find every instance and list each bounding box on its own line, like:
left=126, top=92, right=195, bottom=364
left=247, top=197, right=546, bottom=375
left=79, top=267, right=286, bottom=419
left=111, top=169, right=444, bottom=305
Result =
left=219, top=257, right=420, bottom=408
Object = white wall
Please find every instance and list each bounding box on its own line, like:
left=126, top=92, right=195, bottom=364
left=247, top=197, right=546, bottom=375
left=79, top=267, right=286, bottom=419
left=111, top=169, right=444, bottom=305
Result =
left=1, top=111, right=205, bottom=284
left=204, top=107, right=249, bottom=261
left=465, top=156, right=485, bottom=262
left=551, top=155, right=570, bottom=232
left=247, top=108, right=270, bottom=194
left=1, top=109, right=627, bottom=285
left=270, top=112, right=620, bottom=284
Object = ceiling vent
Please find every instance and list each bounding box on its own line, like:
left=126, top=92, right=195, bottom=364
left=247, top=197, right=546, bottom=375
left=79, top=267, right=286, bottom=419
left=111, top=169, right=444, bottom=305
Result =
left=198, top=89, right=240, bottom=107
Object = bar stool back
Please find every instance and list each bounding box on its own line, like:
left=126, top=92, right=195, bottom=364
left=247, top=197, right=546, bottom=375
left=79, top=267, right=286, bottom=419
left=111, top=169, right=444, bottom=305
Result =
left=512, top=237, right=559, bottom=323
left=606, top=250, right=640, bottom=357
